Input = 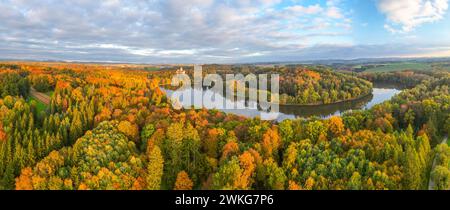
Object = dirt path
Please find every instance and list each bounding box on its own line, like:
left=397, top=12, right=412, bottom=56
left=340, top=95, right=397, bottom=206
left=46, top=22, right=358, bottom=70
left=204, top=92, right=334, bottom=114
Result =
left=428, top=136, right=448, bottom=190
left=30, top=87, right=51, bottom=105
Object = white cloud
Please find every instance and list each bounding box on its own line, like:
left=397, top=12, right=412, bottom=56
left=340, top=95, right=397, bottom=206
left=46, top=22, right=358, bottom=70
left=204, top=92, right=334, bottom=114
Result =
left=377, top=0, right=449, bottom=33
left=326, top=6, right=344, bottom=19
left=0, top=0, right=352, bottom=63
left=285, top=4, right=323, bottom=14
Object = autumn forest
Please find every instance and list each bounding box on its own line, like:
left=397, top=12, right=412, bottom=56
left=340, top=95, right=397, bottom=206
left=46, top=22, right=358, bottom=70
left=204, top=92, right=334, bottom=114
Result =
left=0, top=62, right=449, bottom=190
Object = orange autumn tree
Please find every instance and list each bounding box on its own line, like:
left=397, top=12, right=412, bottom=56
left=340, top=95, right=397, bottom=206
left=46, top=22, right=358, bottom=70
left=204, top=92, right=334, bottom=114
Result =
left=0, top=123, right=6, bottom=142
left=262, top=126, right=281, bottom=158
left=288, top=180, right=302, bottom=190
left=174, top=171, right=193, bottom=190
left=220, top=140, right=239, bottom=162
left=303, top=69, right=321, bottom=81
left=15, top=167, right=34, bottom=190
left=94, top=107, right=112, bottom=125
left=235, top=151, right=256, bottom=189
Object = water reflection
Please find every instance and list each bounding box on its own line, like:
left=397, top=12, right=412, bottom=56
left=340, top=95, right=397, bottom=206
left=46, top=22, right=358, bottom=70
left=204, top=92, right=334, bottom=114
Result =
left=161, top=86, right=401, bottom=122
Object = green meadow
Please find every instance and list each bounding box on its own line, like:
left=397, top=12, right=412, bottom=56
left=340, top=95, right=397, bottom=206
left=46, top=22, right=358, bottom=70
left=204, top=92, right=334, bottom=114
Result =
left=27, top=96, right=48, bottom=113
left=364, top=62, right=433, bottom=72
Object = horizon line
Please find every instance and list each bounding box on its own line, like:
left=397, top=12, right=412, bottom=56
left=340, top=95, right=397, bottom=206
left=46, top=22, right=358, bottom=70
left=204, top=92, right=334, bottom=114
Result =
left=2, top=56, right=450, bottom=66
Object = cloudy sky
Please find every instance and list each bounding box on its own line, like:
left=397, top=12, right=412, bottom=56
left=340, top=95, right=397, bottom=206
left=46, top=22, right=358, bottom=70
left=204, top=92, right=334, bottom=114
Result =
left=1, top=0, right=450, bottom=63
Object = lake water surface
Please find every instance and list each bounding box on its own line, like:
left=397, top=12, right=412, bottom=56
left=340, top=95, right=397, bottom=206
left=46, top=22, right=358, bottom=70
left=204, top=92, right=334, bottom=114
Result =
left=161, top=86, right=401, bottom=121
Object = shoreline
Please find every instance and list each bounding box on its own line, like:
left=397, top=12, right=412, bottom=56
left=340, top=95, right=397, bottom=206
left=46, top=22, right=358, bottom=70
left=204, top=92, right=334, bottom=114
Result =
left=276, top=91, right=374, bottom=107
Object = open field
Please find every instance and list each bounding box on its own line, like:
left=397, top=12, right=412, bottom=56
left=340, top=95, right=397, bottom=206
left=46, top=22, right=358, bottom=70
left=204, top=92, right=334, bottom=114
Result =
left=364, top=62, right=433, bottom=72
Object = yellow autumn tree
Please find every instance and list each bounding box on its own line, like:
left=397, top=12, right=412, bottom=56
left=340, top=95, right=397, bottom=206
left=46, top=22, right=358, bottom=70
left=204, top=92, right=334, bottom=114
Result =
left=304, top=177, right=315, bottom=190
left=328, top=116, right=345, bottom=137
left=146, top=146, right=164, bottom=190
left=118, top=120, right=139, bottom=142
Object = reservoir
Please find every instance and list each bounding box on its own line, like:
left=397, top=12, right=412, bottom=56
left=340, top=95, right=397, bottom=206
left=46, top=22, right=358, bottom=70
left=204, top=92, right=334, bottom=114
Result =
left=161, top=86, right=401, bottom=121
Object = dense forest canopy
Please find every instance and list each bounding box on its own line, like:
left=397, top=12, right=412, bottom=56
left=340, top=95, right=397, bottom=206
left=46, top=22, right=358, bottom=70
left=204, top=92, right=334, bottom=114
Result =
left=0, top=71, right=30, bottom=98
left=0, top=62, right=449, bottom=190
left=277, top=67, right=372, bottom=105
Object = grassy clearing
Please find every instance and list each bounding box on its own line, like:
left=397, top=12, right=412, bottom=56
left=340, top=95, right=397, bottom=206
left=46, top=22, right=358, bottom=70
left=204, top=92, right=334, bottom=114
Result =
left=144, top=67, right=161, bottom=71
left=45, top=91, right=54, bottom=97
left=365, top=62, right=433, bottom=72
left=27, top=96, right=48, bottom=113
